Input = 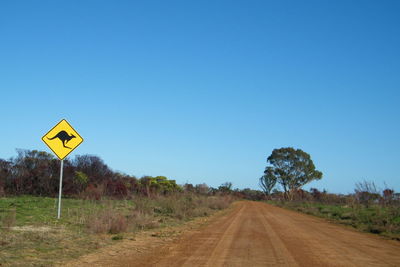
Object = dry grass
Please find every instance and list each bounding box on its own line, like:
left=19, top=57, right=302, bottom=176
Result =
left=206, top=195, right=233, bottom=210
left=0, top=194, right=234, bottom=266
left=87, top=209, right=128, bottom=234
left=1, top=208, right=16, bottom=230
left=130, top=210, right=160, bottom=230
left=269, top=200, right=400, bottom=240
left=84, top=194, right=234, bottom=235
left=151, top=194, right=234, bottom=221
left=0, top=225, right=107, bottom=266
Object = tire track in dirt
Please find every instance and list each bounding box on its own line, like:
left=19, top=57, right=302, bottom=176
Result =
left=155, top=203, right=245, bottom=266
left=202, top=204, right=245, bottom=266
left=66, top=201, right=400, bottom=266
left=258, top=203, right=400, bottom=266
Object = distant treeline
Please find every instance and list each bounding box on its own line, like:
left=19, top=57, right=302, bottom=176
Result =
left=268, top=186, right=400, bottom=206
left=0, top=149, right=265, bottom=200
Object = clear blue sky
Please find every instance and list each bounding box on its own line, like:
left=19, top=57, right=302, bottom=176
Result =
left=1, top=0, right=399, bottom=193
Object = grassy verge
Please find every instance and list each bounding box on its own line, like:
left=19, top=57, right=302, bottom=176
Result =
left=0, top=195, right=233, bottom=266
left=267, top=200, right=400, bottom=240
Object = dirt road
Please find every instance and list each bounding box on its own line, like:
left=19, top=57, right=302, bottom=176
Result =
left=68, top=201, right=400, bottom=266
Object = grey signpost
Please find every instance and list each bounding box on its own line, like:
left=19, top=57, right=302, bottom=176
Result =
left=57, top=160, right=64, bottom=219
left=42, top=119, right=84, bottom=219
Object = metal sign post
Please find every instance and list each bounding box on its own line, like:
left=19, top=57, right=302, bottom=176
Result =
left=42, top=119, right=83, bottom=219
left=57, top=160, right=64, bottom=219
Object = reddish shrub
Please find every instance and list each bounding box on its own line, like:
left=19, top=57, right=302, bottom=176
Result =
left=106, top=180, right=128, bottom=198
left=83, top=184, right=103, bottom=200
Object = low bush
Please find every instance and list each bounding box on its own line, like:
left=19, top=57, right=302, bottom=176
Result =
left=129, top=210, right=159, bottom=230
left=207, top=195, right=233, bottom=210
left=87, top=208, right=128, bottom=234
left=133, top=197, right=155, bottom=215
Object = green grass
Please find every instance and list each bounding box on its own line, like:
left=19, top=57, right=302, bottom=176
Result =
left=0, top=196, right=119, bottom=266
left=268, top=200, right=400, bottom=240
left=0, top=195, right=232, bottom=266
left=1, top=196, right=91, bottom=226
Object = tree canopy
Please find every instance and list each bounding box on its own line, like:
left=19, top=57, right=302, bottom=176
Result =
left=264, top=147, right=323, bottom=200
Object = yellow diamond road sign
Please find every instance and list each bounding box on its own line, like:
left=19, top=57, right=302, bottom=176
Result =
left=42, top=119, right=83, bottom=160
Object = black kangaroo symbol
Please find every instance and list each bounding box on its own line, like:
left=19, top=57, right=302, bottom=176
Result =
left=47, top=131, right=76, bottom=149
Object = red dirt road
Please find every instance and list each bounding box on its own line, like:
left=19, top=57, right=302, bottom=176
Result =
left=68, top=201, right=400, bottom=266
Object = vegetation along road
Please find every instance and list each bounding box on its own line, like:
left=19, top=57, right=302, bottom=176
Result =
left=67, top=201, right=400, bottom=266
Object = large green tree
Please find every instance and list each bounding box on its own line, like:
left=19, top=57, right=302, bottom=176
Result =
left=265, top=147, right=322, bottom=200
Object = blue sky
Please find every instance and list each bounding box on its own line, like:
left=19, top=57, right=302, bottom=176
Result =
left=1, top=0, right=399, bottom=193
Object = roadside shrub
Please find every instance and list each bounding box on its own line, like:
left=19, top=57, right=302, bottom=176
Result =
left=129, top=210, right=159, bottom=230
left=87, top=209, right=127, bottom=234
left=0, top=183, right=5, bottom=197
left=382, top=189, right=395, bottom=205
left=73, top=171, right=88, bottom=193
left=191, top=206, right=212, bottom=217
left=340, top=212, right=353, bottom=220
left=133, top=197, right=154, bottom=215
left=106, top=179, right=128, bottom=198
left=154, top=195, right=195, bottom=220
left=109, top=213, right=128, bottom=234
left=112, top=234, right=123, bottom=240
left=83, top=184, right=104, bottom=200
left=207, top=195, right=233, bottom=210
left=355, top=181, right=381, bottom=207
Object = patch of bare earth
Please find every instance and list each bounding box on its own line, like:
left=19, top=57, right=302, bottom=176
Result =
left=62, top=207, right=232, bottom=267
left=64, top=201, right=400, bottom=267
